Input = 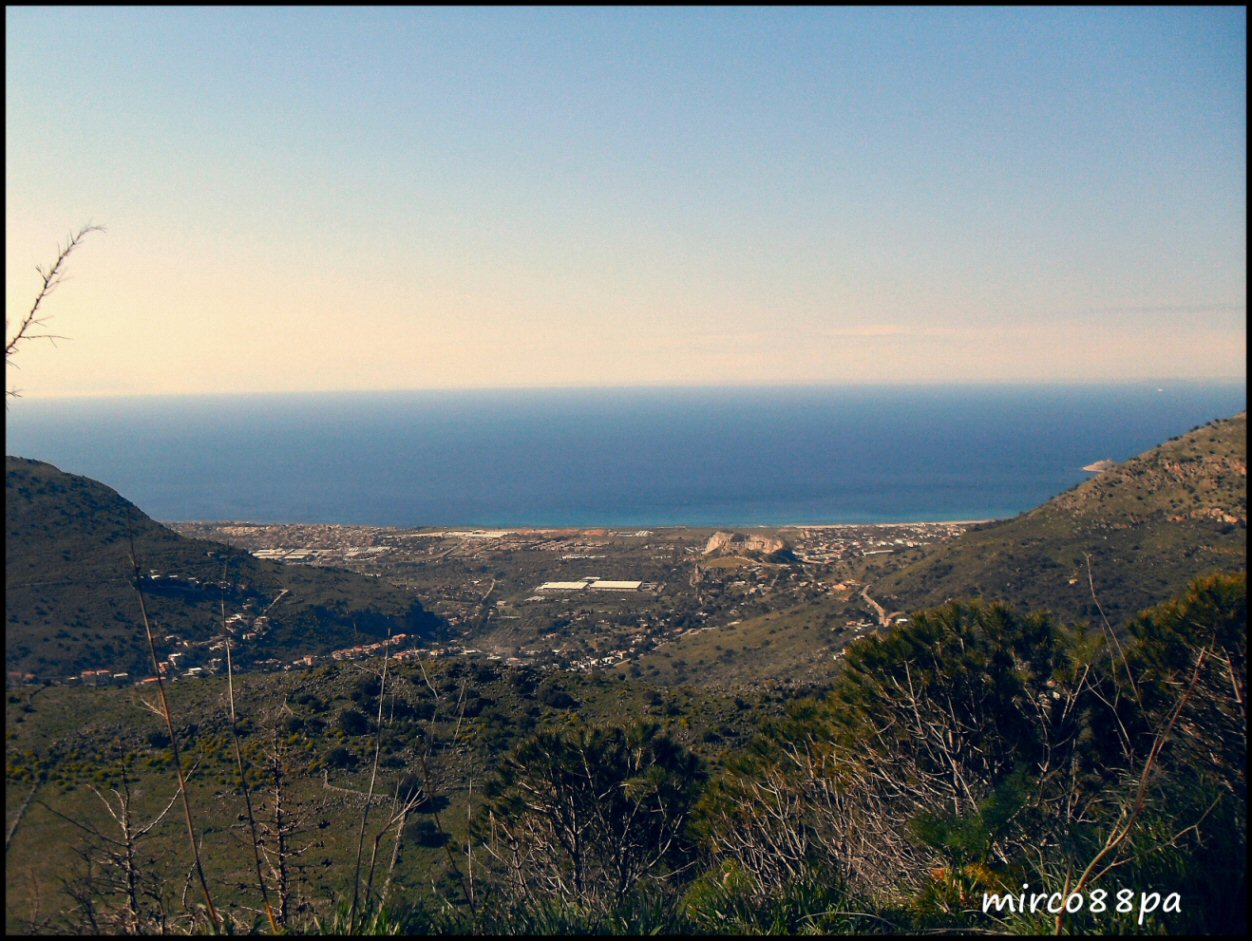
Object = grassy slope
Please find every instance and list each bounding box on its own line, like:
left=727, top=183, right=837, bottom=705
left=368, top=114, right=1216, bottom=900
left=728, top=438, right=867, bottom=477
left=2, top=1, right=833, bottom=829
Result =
left=6, top=457, right=444, bottom=678
left=873, top=411, right=1247, bottom=627
left=4, top=656, right=766, bottom=931
left=632, top=413, right=1247, bottom=689
left=630, top=598, right=852, bottom=692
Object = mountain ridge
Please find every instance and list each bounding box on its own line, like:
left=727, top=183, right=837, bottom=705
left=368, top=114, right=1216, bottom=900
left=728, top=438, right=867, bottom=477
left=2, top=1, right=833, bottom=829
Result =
left=6, top=456, right=444, bottom=679
left=872, top=411, right=1246, bottom=626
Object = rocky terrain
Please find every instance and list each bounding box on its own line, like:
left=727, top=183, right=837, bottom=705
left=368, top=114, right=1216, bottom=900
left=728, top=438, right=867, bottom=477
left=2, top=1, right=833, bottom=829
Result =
left=873, top=412, right=1247, bottom=627
left=702, top=530, right=794, bottom=561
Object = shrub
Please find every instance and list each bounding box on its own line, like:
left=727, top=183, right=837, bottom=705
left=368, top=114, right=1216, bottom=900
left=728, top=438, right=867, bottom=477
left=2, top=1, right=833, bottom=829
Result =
left=326, top=745, right=355, bottom=770
left=478, top=721, right=705, bottom=912
left=337, top=708, right=370, bottom=736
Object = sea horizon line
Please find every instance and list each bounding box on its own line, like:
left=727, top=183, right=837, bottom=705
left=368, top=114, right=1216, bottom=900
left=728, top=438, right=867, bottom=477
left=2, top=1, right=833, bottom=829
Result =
left=8, top=377, right=1246, bottom=404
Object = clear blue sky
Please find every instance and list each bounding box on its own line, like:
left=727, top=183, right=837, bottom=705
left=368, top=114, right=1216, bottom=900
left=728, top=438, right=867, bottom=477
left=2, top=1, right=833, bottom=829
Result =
left=6, top=7, right=1246, bottom=396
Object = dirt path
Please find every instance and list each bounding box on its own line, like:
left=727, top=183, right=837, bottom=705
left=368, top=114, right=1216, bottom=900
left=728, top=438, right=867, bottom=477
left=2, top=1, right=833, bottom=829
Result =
left=860, top=585, right=890, bottom=628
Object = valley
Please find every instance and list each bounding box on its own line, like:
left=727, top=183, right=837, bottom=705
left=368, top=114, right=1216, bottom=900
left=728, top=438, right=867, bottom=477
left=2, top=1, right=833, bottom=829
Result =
left=165, top=520, right=977, bottom=687
left=6, top=412, right=1245, bottom=934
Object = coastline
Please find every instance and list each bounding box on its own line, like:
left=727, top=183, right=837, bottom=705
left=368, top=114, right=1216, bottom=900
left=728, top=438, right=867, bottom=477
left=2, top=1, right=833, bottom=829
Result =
left=10, top=384, right=1244, bottom=533
left=168, top=519, right=996, bottom=536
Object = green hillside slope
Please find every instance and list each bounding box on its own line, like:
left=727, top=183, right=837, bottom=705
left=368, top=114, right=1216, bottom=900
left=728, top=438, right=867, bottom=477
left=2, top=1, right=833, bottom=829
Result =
left=633, top=412, right=1246, bottom=690
left=874, top=411, right=1247, bottom=626
left=6, top=457, right=444, bottom=679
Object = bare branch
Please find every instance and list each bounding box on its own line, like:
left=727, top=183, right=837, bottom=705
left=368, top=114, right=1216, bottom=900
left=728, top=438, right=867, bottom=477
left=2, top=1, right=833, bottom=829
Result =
left=6, top=223, right=103, bottom=399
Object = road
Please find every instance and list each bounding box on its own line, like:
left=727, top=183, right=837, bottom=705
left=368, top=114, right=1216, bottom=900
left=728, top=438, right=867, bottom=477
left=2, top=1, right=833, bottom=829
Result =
left=261, top=588, right=290, bottom=617
left=860, top=585, right=891, bottom=628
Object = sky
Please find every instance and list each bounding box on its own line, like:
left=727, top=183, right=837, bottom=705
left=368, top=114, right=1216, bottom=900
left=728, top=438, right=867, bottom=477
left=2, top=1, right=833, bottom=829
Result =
left=5, top=7, right=1246, bottom=397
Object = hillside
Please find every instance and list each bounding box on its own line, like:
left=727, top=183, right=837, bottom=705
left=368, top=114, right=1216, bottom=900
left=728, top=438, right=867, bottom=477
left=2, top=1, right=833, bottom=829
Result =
left=6, top=457, right=445, bottom=679
left=632, top=412, right=1247, bottom=690
left=873, top=411, right=1247, bottom=626
left=3, top=651, right=769, bottom=934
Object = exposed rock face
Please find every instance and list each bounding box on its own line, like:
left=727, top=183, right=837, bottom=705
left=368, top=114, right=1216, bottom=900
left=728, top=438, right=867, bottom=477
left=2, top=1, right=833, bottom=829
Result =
left=703, top=530, right=791, bottom=560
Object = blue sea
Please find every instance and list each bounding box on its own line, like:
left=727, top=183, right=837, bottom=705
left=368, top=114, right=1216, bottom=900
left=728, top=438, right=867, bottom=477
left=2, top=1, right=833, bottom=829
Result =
left=4, top=383, right=1245, bottom=528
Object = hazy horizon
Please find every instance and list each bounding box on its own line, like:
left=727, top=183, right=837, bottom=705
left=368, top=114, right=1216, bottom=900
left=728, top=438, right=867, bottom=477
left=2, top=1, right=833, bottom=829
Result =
left=7, top=376, right=1247, bottom=406
left=7, top=8, right=1246, bottom=398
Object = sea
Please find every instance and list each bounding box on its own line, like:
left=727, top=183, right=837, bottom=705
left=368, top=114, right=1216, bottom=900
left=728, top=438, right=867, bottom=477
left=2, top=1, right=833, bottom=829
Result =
left=4, top=383, right=1245, bottom=529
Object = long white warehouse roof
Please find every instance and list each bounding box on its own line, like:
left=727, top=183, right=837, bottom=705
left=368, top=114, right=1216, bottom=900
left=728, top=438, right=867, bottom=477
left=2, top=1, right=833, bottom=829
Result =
left=535, top=578, right=643, bottom=591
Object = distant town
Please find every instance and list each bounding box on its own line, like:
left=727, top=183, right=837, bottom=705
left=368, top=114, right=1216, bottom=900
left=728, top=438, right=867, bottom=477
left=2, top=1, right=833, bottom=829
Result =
left=8, top=521, right=979, bottom=689
left=125, top=521, right=978, bottom=679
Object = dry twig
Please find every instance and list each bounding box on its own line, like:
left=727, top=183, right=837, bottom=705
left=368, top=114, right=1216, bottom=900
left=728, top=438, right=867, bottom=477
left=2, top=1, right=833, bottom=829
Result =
left=6, top=223, right=103, bottom=399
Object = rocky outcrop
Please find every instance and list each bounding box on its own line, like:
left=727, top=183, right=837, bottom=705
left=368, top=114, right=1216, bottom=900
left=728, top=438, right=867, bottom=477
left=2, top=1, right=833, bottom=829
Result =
left=703, top=531, right=794, bottom=561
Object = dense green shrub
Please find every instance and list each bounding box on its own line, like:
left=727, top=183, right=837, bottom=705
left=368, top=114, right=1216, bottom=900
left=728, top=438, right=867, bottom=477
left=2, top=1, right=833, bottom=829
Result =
left=338, top=708, right=371, bottom=736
